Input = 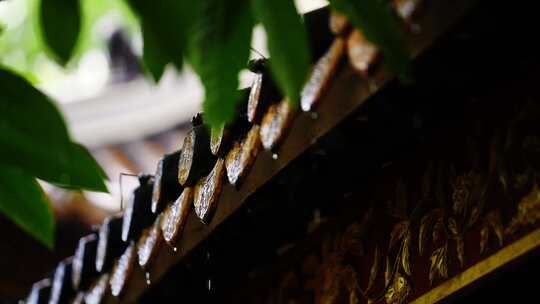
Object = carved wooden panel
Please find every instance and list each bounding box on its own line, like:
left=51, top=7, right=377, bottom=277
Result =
left=229, top=99, right=540, bottom=304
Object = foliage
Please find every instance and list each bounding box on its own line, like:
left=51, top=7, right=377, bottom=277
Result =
left=0, top=66, right=108, bottom=248
left=0, top=0, right=137, bottom=77
left=40, top=0, right=81, bottom=64
left=0, top=164, right=54, bottom=248
left=251, top=0, right=310, bottom=107
left=127, top=0, right=194, bottom=81
left=0, top=0, right=409, bottom=247
left=189, top=0, right=253, bottom=127
left=126, top=0, right=408, bottom=126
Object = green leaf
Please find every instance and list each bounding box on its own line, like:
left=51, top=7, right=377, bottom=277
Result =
left=49, top=143, right=109, bottom=192
left=251, top=0, right=310, bottom=105
left=188, top=0, right=253, bottom=128
left=141, top=26, right=168, bottom=82
left=1, top=67, right=72, bottom=164
left=0, top=164, right=55, bottom=249
left=127, top=0, right=196, bottom=82
left=0, top=67, right=107, bottom=192
left=328, top=0, right=410, bottom=77
left=39, top=0, right=81, bottom=64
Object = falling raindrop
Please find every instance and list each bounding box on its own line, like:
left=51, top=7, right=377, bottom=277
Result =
left=145, top=272, right=151, bottom=285
left=173, top=247, right=178, bottom=252
left=272, top=153, right=278, bottom=160
left=207, top=279, right=212, bottom=291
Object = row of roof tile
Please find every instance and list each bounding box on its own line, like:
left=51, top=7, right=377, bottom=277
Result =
left=25, top=2, right=422, bottom=303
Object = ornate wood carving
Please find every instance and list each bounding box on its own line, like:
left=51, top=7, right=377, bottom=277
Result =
left=246, top=101, right=540, bottom=304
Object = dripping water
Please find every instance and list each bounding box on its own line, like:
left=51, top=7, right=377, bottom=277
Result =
left=272, top=153, right=278, bottom=160
left=145, top=272, right=151, bottom=285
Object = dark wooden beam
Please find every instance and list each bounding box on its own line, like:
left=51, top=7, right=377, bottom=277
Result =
left=114, top=1, right=476, bottom=301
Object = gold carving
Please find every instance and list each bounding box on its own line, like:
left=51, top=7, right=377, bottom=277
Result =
left=401, top=233, right=411, bottom=276
left=432, top=217, right=444, bottom=244
left=419, top=208, right=441, bottom=255
left=387, top=180, right=414, bottom=279
left=303, top=210, right=374, bottom=304
left=505, top=182, right=540, bottom=235
left=389, top=221, right=409, bottom=251
left=384, top=256, right=392, bottom=287
left=429, top=244, right=448, bottom=285
left=340, top=209, right=372, bottom=256
left=366, top=246, right=380, bottom=293
left=384, top=273, right=411, bottom=304
left=451, top=171, right=475, bottom=216
left=269, top=126, right=540, bottom=304
left=413, top=227, right=540, bottom=304
left=480, top=210, right=504, bottom=254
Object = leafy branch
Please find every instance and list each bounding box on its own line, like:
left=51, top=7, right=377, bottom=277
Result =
left=0, top=67, right=108, bottom=248
left=0, top=0, right=409, bottom=248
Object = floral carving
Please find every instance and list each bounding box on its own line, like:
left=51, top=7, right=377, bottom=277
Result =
left=505, top=182, right=540, bottom=236
left=480, top=210, right=504, bottom=254
left=271, top=122, right=540, bottom=304
left=303, top=209, right=374, bottom=304
left=366, top=246, right=380, bottom=293
left=422, top=164, right=488, bottom=273
left=452, top=171, right=475, bottom=216
left=384, top=272, right=411, bottom=304
left=387, top=180, right=414, bottom=279
left=429, top=244, right=448, bottom=285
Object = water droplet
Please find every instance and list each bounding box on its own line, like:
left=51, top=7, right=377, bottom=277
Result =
left=207, top=279, right=212, bottom=291
left=173, top=247, right=178, bottom=252
left=272, top=153, right=278, bottom=160
left=310, top=112, right=319, bottom=120
left=145, top=272, right=151, bottom=285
